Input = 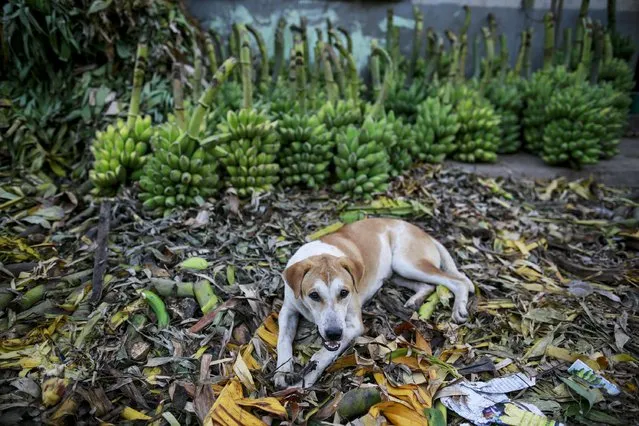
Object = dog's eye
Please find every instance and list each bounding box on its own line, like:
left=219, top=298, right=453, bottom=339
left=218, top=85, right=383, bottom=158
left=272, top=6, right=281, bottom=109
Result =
left=309, top=292, right=321, bottom=301
left=339, top=289, right=349, bottom=298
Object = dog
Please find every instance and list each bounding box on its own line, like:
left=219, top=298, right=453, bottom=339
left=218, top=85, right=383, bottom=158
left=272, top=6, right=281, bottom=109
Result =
left=274, top=218, right=474, bottom=389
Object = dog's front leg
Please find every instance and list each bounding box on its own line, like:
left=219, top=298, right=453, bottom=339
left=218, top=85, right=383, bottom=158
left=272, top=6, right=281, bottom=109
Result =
left=290, top=320, right=363, bottom=389
left=274, top=304, right=299, bottom=389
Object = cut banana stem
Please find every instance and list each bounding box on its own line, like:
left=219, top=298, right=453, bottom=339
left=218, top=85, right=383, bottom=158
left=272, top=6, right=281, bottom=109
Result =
left=127, top=43, right=149, bottom=128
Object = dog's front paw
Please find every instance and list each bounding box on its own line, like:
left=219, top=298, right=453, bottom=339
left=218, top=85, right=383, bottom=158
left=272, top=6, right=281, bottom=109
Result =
left=273, top=371, right=290, bottom=390
left=451, top=304, right=469, bottom=323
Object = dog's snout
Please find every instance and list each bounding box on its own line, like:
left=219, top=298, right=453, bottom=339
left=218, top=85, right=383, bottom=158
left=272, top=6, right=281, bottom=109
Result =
left=325, top=327, right=343, bottom=341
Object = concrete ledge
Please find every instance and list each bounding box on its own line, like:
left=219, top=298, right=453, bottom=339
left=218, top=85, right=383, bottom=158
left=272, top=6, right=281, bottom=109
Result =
left=445, top=138, right=639, bottom=188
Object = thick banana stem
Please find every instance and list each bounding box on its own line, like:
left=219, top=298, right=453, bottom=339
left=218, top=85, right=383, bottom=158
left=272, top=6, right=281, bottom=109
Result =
left=386, top=8, right=394, bottom=57
left=459, top=33, right=468, bottom=80
left=187, top=57, right=238, bottom=141
left=326, top=45, right=346, bottom=98
left=192, top=39, right=203, bottom=100
left=487, top=12, right=497, bottom=44
left=445, top=30, right=459, bottom=81
left=172, top=63, right=186, bottom=131
left=327, top=18, right=334, bottom=45
left=246, top=24, right=269, bottom=93
left=287, top=45, right=297, bottom=103
left=591, top=21, right=604, bottom=83
left=514, top=30, right=527, bottom=75
left=237, top=24, right=253, bottom=109
left=332, top=34, right=358, bottom=102
left=209, top=29, right=225, bottom=60
left=603, top=31, right=613, bottom=62
left=300, top=17, right=311, bottom=78
left=577, top=18, right=593, bottom=80
left=321, top=43, right=338, bottom=103
left=563, top=27, right=573, bottom=67
left=370, top=39, right=382, bottom=101
left=205, top=36, right=218, bottom=77
left=338, top=27, right=353, bottom=54
left=294, top=38, right=307, bottom=113
left=543, top=12, right=555, bottom=69
left=371, top=42, right=393, bottom=119
left=409, top=5, right=423, bottom=81
left=499, top=34, right=509, bottom=75
left=272, top=17, right=286, bottom=84
left=230, top=24, right=241, bottom=80
left=572, top=0, right=590, bottom=69
left=127, top=43, right=148, bottom=128
left=473, top=34, right=482, bottom=79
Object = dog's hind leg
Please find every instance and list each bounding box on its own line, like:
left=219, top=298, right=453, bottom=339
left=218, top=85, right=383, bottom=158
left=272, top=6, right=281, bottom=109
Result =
left=392, top=258, right=470, bottom=323
left=391, top=276, right=435, bottom=309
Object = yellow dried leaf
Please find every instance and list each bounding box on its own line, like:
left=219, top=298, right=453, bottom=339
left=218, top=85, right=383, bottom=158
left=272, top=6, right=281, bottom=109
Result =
left=255, top=313, right=279, bottom=349
left=236, top=397, right=287, bottom=417
left=374, top=372, right=432, bottom=411
left=545, top=346, right=601, bottom=371
left=369, top=401, right=427, bottom=425
left=121, top=406, right=152, bottom=421
left=306, top=222, right=344, bottom=242
left=233, top=350, right=256, bottom=392
left=203, top=379, right=266, bottom=426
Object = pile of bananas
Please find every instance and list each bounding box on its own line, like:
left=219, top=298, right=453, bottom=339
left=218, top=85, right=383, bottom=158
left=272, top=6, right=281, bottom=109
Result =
left=213, top=109, right=280, bottom=198
left=278, top=113, right=332, bottom=188
left=485, top=77, right=524, bottom=153
left=384, top=111, right=414, bottom=176
left=522, top=66, right=578, bottom=154
left=89, top=116, right=153, bottom=191
left=317, top=100, right=363, bottom=139
left=453, top=94, right=500, bottom=163
left=384, top=80, right=428, bottom=123
left=333, top=118, right=391, bottom=197
left=598, top=57, right=635, bottom=94
left=595, top=82, right=631, bottom=159
left=412, top=96, right=459, bottom=163
left=216, top=82, right=243, bottom=112
left=541, top=82, right=603, bottom=167
left=138, top=123, right=219, bottom=214
left=265, top=82, right=296, bottom=120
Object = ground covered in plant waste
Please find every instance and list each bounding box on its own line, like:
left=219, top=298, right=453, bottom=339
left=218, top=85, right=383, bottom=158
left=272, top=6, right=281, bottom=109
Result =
left=1, top=165, right=638, bottom=425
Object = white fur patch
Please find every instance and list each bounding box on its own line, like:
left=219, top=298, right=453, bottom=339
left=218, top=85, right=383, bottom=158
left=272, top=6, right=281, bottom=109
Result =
left=286, top=241, right=345, bottom=269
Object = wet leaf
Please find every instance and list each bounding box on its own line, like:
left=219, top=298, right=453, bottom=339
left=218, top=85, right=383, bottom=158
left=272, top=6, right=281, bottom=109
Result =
left=178, top=257, right=209, bottom=270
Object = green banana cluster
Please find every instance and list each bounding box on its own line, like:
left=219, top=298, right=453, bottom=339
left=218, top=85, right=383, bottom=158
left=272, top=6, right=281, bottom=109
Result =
left=412, top=96, right=459, bottom=163
left=454, top=95, right=500, bottom=163
left=598, top=58, right=635, bottom=94
left=522, top=66, right=579, bottom=154
left=332, top=119, right=391, bottom=197
left=384, top=111, right=414, bottom=176
left=594, top=82, right=630, bottom=159
left=542, top=82, right=603, bottom=167
left=216, top=82, right=243, bottom=112
left=317, top=100, right=363, bottom=138
left=266, top=83, right=297, bottom=120
left=384, top=80, right=428, bottom=123
left=485, top=77, right=524, bottom=153
left=89, top=116, right=153, bottom=191
left=278, top=113, right=333, bottom=188
left=213, top=109, right=280, bottom=198
left=138, top=123, right=219, bottom=214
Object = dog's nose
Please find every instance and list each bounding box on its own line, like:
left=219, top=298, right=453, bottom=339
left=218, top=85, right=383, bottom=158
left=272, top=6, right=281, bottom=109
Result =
left=325, top=327, right=343, bottom=341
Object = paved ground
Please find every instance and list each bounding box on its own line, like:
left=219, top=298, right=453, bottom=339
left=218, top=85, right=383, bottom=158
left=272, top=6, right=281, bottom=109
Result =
left=446, top=138, right=639, bottom=189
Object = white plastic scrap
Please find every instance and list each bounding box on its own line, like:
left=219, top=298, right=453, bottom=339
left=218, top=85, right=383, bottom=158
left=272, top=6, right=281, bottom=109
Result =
left=567, top=359, right=620, bottom=396
left=436, top=373, right=564, bottom=426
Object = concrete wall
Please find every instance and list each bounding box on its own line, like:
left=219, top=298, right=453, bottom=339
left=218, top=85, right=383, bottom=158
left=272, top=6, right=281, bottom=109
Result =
left=187, top=0, right=639, bottom=75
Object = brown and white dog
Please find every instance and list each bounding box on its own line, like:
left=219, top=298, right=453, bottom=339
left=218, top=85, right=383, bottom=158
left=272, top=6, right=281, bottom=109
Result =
left=274, top=218, right=474, bottom=389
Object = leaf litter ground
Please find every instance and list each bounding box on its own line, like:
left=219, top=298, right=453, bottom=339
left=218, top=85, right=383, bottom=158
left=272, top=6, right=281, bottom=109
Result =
left=1, top=165, right=638, bottom=425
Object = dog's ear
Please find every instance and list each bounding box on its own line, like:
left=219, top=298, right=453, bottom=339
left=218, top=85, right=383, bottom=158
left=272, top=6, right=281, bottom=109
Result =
left=339, top=257, right=365, bottom=291
left=283, top=259, right=313, bottom=299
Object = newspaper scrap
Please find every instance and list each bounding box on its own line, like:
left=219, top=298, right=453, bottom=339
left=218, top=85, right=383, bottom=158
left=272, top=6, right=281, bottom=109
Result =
left=436, top=373, right=565, bottom=426
left=567, top=359, right=620, bottom=396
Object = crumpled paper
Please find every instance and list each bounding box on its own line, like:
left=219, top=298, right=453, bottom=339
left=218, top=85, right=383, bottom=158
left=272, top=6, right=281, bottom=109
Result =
left=436, top=373, right=564, bottom=426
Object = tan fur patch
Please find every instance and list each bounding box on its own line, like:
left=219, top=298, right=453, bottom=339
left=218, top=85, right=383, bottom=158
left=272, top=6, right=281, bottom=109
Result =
left=284, top=255, right=355, bottom=299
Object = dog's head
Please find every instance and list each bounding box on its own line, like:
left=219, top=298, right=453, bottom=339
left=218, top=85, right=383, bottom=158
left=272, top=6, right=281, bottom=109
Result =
left=283, top=254, right=364, bottom=351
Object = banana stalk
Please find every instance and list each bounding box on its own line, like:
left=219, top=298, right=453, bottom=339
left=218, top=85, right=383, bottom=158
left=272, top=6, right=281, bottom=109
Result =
left=332, top=34, right=358, bottom=102
left=327, top=18, right=334, bottom=45
left=300, top=17, right=311, bottom=78
left=543, top=12, right=555, bottom=69
left=562, top=28, right=573, bottom=67
left=576, top=18, right=593, bottom=80
left=445, top=31, right=459, bottom=82
left=591, top=21, right=604, bottom=83
left=513, top=30, right=527, bottom=76
left=192, top=39, right=203, bottom=100
left=571, top=0, right=590, bottom=69
left=409, top=5, right=423, bottom=81
left=386, top=8, right=394, bottom=59
left=246, top=24, right=269, bottom=93
left=172, top=63, right=186, bottom=131
left=603, top=31, right=613, bottom=61
left=294, top=38, right=307, bottom=113
left=237, top=24, right=253, bottom=109
left=209, top=28, right=225, bottom=60
left=321, top=43, right=339, bottom=103
left=206, top=36, right=218, bottom=80
left=272, top=17, right=286, bottom=84
left=370, top=41, right=394, bottom=119
left=499, top=34, right=509, bottom=76
left=127, top=43, right=149, bottom=128
left=473, top=34, right=482, bottom=79
left=338, top=27, right=353, bottom=54
left=230, top=24, right=241, bottom=81
left=459, top=33, right=468, bottom=80
left=370, top=40, right=382, bottom=101
left=326, top=44, right=346, bottom=99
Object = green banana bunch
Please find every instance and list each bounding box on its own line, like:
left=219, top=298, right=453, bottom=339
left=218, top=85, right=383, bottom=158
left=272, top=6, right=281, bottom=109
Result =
left=138, top=122, right=220, bottom=215
left=317, top=100, right=363, bottom=138
left=485, top=76, right=524, bottom=154
left=265, top=83, right=297, bottom=120
left=213, top=108, right=280, bottom=198
left=412, top=96, right=459, bottom=163
left=598, top=57, right=635, bottom=94
left=594, top=82, right=630, bottom=159
left=332, top=119, right=391, bottom=198
left=454, top=94, right=500, bottom=163
left=89, top=115, right=153, bottom=191
left=522, top=66, right=580, bottom=154
left=541, top=82, right=602, bottom=167
left=216, top=82, right=243, bottom=112
left=384, top=111, right=414, bottom=176
left=278, top=113, right=333, bottom=188
left=384, top=79, right=429, bottom=124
